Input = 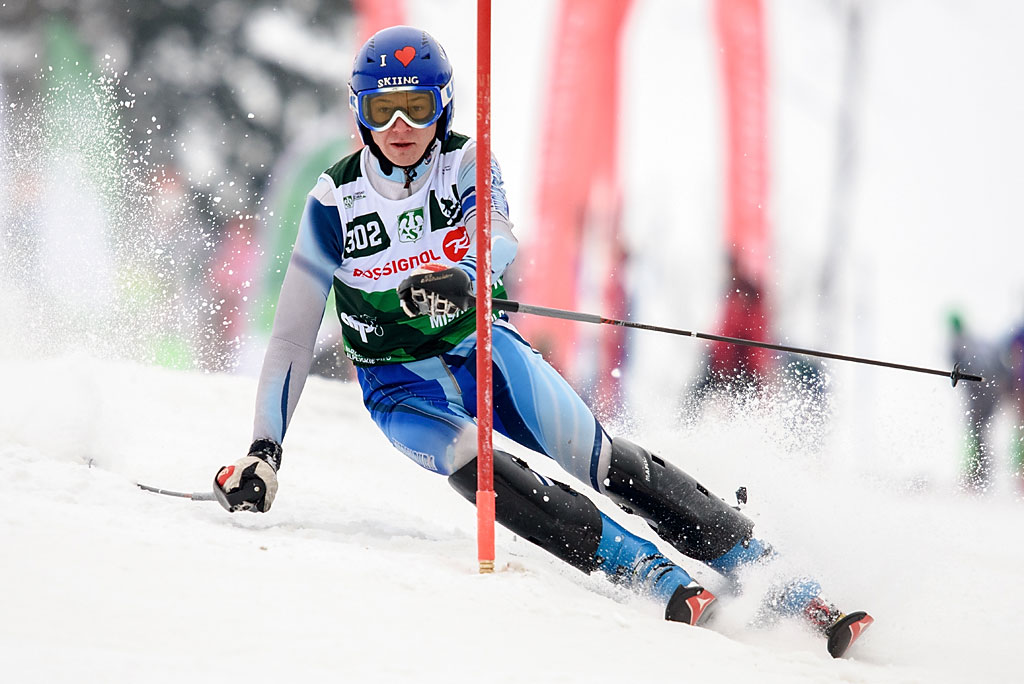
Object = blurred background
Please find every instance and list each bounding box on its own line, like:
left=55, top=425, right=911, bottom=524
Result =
left=2, top=0, right=1024, bottom=493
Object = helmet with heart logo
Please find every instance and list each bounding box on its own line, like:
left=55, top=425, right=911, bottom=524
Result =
left=349, top=26, right=455, bottom=146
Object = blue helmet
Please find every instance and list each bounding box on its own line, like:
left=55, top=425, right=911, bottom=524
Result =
left=349, top=26, right=455, bottom=146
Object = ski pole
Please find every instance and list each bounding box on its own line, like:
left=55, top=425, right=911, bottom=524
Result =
left=137, top=482, right=217, bottom=501
left=492, top=298, right=983, bottom=387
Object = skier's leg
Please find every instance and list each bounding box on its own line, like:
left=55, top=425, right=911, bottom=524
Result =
left=599, top=436, right=804, bottom=606
left=441, top=325, right=870, bottom=652
left=601, top=437, right=873, bottom=657
left=444, top=322, right=610, bottom=487
left=358, top=354, right=716, bottom=625
left=602, top=436, right=799, bottom=580
left=602, top=436, right=757, bottom=562
left=448, top=449, right=717, bottom=626
left=356, top=359, right=477, bottom=476
left=450, top=324, right=771, bottom=572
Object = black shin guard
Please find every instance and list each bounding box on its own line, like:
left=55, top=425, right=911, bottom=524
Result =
left=449, top=451, right=603, bottom=573
left=604, top=437, right=754, bottom=561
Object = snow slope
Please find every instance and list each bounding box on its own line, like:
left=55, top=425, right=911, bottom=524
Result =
left=1, top=355, right=1019, bottom=683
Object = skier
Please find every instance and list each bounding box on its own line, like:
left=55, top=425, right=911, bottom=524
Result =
left=212, top=25, right=872, bottom=657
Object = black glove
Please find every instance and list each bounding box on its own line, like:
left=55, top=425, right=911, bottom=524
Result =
left=213, top=439, right=282, bottom=512
left=397, top=265, right=474, bottom=317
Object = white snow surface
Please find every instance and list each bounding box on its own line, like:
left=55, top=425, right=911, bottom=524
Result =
left=1, top=354, right=1019, bottom=683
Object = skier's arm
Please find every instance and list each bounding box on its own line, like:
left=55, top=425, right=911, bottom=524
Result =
left=253, top=179, right=343, bottom=444
left=397, top=147, right=517, bottom=317
left=453, top=145, right=517, bottom=289
left=214, top=178, right=343, bottom=513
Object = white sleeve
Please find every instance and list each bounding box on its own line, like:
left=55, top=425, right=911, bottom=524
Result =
left=252, top=180, right=343, bottom=444
left=454, top=146, right=518, bottom=288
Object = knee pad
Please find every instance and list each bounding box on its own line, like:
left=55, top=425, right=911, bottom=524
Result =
left=449, top=450, right=603, bottom=573
left=603, top=437, right=754, bottom=561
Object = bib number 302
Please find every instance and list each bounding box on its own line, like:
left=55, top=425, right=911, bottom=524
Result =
left=344, top=212, right=391, bottom=258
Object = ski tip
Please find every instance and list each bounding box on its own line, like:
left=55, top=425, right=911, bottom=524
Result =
left=826, top=611, right=874, bottom=658
left=666, top=586, right=718, bottom=628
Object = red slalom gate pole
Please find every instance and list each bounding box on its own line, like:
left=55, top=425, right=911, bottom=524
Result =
left=475, top=0, right=496, bottom=574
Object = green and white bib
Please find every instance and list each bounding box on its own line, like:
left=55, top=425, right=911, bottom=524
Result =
left=322, top=135, right=506, bottom=365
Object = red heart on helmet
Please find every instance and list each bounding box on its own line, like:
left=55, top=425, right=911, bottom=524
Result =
left=394, top=46, right=416, bottom=67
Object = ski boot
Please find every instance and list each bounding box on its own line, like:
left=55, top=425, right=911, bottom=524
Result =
left=758, top=579, right=874, bottom=658
left=595, top=514, right=719, bottom=627
left=803, top=596, right=874, bottom=658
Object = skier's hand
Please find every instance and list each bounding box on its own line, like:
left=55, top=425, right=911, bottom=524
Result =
left=213, top=439, right=282, bottom=513
left=398, top=264, right=474, bottom=317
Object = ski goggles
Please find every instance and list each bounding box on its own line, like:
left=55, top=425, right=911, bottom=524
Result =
left=350, top=84, right=453, bottom=132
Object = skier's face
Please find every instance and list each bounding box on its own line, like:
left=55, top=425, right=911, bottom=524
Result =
left=371, top=118, right=437, bottom=167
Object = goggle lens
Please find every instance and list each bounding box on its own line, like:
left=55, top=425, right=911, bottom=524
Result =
left=359, top=89, right=440, bottom=130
